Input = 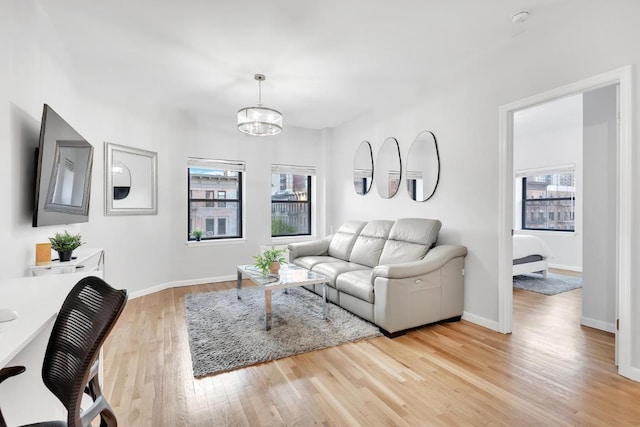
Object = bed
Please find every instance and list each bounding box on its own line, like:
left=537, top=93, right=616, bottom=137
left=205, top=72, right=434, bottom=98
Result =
left=513, top=234, right=554, bottom=278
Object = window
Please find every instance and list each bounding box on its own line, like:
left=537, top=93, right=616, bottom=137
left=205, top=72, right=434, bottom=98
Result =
left=205, top=218, right=214, bottom=234
left=271, top=164, right=315, bottom=237
left=187, top=158, right=245, bottom=240
left=521, top=168, right=575, bottom=232
left=217, top=218, right=226, bottom=235
left=217, top=191, right=226, bottom=207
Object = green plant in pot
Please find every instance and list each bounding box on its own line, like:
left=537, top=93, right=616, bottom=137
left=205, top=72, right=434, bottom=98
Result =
left=191, top=228, right=203, bottom=241
left=48, top=231, right=83, bottom=262
left=253, top=247, right=287, bottom=277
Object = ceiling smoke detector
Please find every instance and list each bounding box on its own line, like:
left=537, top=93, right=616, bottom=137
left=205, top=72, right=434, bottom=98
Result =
left=512, top=11, right=529, bottom=24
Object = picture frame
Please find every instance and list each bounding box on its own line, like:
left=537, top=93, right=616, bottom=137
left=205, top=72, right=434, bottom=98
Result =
left=104, top=142, right=158, bottom=215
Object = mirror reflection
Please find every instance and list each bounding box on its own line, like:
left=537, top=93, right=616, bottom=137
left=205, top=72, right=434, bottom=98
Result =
left=353, top=141, right=373, bottom=195
left=376, top=137, right=401, bottom=198
left=406, top=131, right=440, bottom=202
left=45, top=141, right=93, bottom=215
left=112, top=160, right=131, bottom=200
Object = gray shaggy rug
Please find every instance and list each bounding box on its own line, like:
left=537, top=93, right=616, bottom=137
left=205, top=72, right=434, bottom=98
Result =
left=184, top=287, right=381, bottom=377
left=513, top=272, right=582, bottom=296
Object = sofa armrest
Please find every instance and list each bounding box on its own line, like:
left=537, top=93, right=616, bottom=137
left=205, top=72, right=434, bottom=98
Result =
left=288, top=236, right=333, bottom=261
left=372, top=244, right=467, bottom=280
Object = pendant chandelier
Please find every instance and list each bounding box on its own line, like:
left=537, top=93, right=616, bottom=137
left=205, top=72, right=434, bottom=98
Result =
left=237, top=74, right=283, bottom=136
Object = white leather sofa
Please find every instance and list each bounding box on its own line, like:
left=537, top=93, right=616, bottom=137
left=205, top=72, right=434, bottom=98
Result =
left=288, top=218, right=467, bottom=336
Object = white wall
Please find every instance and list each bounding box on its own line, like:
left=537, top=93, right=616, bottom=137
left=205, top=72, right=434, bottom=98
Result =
left=164, top=114, right=326, bottom=284
left=4, top=1, right=326, bottom=295
left=327, top=3, right=640, bottom=367
left=4, top=1, right=175, bottom=293
left=582, top=85, right=617, bottom=332
left=513, top=94, right=583, bottom=271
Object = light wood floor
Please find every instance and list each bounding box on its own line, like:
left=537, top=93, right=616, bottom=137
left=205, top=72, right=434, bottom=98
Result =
left=103, top=279, right=640, bottom=426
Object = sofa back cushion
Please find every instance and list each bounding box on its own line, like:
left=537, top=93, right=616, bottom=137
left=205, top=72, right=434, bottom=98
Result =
left=378, top=218, right=442, bottom=265
left=349, top=220, right=394, bottom=267
left=328, top=220, right=366, bottom=260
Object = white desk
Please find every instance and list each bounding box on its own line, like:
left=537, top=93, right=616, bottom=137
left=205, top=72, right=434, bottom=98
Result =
left=0, top=271, right=102, bottom=425
left=29, top=247, right=104, bottom=277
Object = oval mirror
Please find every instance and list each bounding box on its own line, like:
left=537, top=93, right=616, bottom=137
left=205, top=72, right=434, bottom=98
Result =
left=406, top=131, right=440, bottom=201
left=375, top=137, right=401, bottom=198
left=353, top=141, right=374, bottom=195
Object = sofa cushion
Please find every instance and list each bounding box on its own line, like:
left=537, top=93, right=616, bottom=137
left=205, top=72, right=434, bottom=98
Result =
left=336, top=270, right=374, bottom=303
left=293, top=256, right=342, bottom=270
left=328, top=220, right=366, bottom=260
left=379, top=218, right=442, bottom=265
left=312, top=261, right=369, bottom=287
left=349, top=220, right=394, bottom=268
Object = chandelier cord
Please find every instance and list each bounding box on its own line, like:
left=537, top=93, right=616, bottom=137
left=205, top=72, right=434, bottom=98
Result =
left=258, top=80, right=262, bottom=106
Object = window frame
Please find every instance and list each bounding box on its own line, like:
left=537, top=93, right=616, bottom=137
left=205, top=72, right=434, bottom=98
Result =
left=521, top=171, right=575, bottom=233
left=270, top=166, right=314, bottom=238
left=187, top=158, right=244, bottom=242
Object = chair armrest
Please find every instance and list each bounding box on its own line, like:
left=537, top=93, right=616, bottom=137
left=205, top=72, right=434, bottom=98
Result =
left=0, top=366, right=26, bottom=384
left=372, top=245, right=467, bottom=280
left=288, top=236, right=332, bottom=261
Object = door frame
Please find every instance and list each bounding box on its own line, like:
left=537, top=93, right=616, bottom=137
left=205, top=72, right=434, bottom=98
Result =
left=497, top=65, right=636, bottom=380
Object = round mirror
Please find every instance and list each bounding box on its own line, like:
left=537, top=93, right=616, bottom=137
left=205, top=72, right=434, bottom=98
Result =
left=353, top=141, right=374, bottom=195
left=406, top=131, right=440, bottom=201
left=112, top=160, right=131, bottom=200
left=376, top=137, right=401, bottom=198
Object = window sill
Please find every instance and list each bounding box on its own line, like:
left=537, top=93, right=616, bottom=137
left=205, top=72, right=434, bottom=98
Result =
left=516, top=230, right=578, bottom=237
left=270, top=235, right=316, bottom=245
left=185, top=238, right=247, bottom=247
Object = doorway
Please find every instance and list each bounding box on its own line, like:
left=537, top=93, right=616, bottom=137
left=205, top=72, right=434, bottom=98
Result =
left=497, top=66, right=634, bottom=380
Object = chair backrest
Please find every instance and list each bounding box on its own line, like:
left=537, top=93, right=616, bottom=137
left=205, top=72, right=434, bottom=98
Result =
left=42, top=276, right=127, bottom=426
left=378, top=218, right=442, bottom=265
left=349, top=220, right=394, bottom=267
left=327, top=220, right=366, bottom=260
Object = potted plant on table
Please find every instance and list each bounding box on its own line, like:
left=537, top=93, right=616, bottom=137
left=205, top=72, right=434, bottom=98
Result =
left=48, top=231, right=83, bottom=262
left=191, top=228, right=203, bottom=241
left=253, top=247, right=287, bottom=277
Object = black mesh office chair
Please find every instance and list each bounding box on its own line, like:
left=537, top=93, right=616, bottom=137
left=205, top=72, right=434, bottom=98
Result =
left=0, top=276, right=128, bottom=427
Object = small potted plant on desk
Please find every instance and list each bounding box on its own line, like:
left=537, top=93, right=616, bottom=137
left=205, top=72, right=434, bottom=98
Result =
left=253, top=247, right=287, bottom=277
left=48, top=231, right=83, bottom=262
left=191, top=228, right=203, bottom=241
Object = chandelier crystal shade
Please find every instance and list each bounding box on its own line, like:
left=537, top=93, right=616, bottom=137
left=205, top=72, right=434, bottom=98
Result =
left=237, top=74, right=283, bottom=136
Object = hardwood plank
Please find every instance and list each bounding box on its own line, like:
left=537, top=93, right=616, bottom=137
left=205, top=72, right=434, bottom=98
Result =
left=102, top=282, right=640, bottom=425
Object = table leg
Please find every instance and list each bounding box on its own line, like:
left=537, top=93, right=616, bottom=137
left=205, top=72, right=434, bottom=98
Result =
left=323, top=284, right=329, bottom=320
left=265, top=289, right=272, bottom=331
left=236, top=270, right=242, bottom=299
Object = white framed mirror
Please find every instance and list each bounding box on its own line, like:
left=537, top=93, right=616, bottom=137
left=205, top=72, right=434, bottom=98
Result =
left=375, top=137, right=401, bottom=198
left=406, top=131, right=440, bottom=201
left=353, top=141, right=374, bottom=195
left=104, top=142, right=158, bottom=215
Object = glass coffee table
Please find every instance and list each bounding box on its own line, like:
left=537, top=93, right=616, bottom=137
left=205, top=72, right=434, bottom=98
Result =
left=236, top=263, right=330, bottom=331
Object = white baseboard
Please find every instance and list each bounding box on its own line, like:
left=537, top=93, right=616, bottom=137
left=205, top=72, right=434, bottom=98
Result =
left=619, top=365, right=640, bottom=382
left=129, top=274, right=237, bottom=299
left=580, top=316, right=616, bottom=334
left=462, top=311, right=500, bottom=332
left=548, top=263, right=582, bottom=272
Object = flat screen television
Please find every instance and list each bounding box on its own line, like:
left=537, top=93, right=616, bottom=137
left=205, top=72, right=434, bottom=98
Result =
left=32, top=104, right=94, bottom=227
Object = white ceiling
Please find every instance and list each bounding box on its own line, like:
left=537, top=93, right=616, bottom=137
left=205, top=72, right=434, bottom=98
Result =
left=36, top=0, right=574, bottom=130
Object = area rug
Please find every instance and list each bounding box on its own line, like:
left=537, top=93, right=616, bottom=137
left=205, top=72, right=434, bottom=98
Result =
left=184, top=287, right=381, bottom=377
left=513, top=272, right=582, bottom=296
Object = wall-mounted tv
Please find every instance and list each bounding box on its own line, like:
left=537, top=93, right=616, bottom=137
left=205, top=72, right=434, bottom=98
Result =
left=33, top=104, right=94, bottom=227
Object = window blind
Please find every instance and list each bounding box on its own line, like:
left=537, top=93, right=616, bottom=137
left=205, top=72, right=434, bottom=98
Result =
left=188, top=157, right=246, bottom=172
left=271, top=164, right=316, bottom=176
left=515, top=163, right=575, bottom=178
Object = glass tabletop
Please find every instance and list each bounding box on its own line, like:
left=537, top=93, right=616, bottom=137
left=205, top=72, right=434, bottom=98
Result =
left=237, top=263, right=329, bottom=287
